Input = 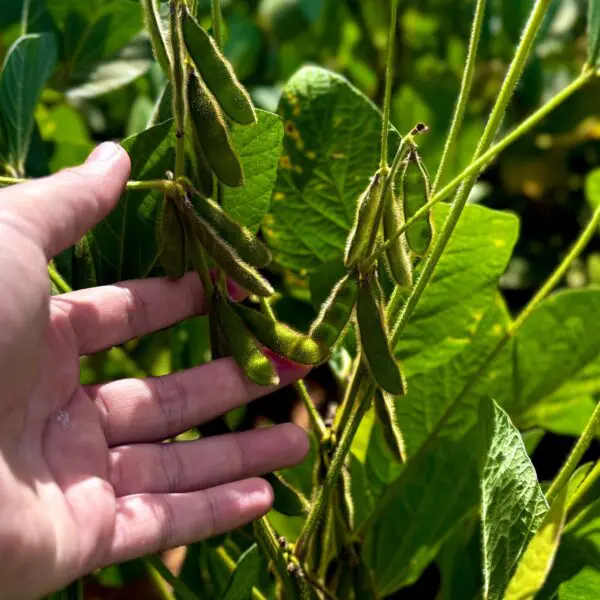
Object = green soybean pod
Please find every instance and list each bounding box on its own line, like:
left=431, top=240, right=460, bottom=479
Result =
left=181, top=8, right=257, bottom=126
left=183, top=205, right=274, bottom=297
left=233, top=304, right=330, bottom=366
left=382, top=185, right=413, bottom=288
left=356, top=275, right=405, bottom=395
left=187, top=125, right=214, bottom=198
left=401, top=150, right=434, bottom=256
left=344, top=171, right=383, bottom=268
left=159, top=195, right=187, bottom=279
left=214, top=292, right=279, bottom=387
left=189, top=189, right=272, bottom=268
left=309, top=273, right=358, bottom=347
left=263, top=472, right=309, bottom=517
left=187, top=70, right=244, bottom=188
left=374, top=389, right=407, bottom=463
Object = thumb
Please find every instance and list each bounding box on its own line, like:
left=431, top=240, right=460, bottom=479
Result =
left=0, top=142, right=131, bottom=258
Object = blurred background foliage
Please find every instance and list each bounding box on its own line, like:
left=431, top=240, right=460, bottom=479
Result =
left=2, top=0, right=599, bottom=598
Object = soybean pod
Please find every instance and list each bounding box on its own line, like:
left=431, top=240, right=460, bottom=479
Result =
left=263, top=472, right=309, bottom=517
left=401, top=150, right=434, bottom=256
left=233, top=303, right=330, bottom=366
left=187, top=70, right=244, bottom=188
left=187, top=126, right=214, bottom=198
left=382, top=184, right=413, bottom=288
left=188, top=188, right=272, bottom=268
left=159, top=195, right=187, bottom=279
left=374, top=389, right=406, bottom=463
left=344, top=171, right=384, bottom=268
left=309, top=273, right=358, bottom=347
left=213, top=291, right=279, bottom=387
left=356, top=274, right=405, bottom=395
left=182, top=199, right=274, bottom=297
left=181, top=8, right=256, bottom=126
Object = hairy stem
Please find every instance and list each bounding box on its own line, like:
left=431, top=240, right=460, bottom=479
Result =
left=379, top=0, right=399, bottom=170
left=169, top=0, right=187, bottom=178
left=546, top=400, right=600, bottom=505
left=300, top=0, right=553, bottom=553
left=253, top=518, right=300, bottom=600
left=211, top=0, right=223, bottom=49
left=295, top=380, right=328, bottom=441
left=567, top=460, right=600, bottom=512
left=144, top=555, right=200, bottom=600
left=142, top=0, right=171, bottom=72
left=359, top=192, right=600, bottom=535
left=433, top=0, right=487, bottom=192
left=48, top=263, right=71, bottom=294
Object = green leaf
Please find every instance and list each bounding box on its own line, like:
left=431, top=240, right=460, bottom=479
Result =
left=66, top=35, right=153, bottom=100
left=588, top=0, right=600, bottom=67
left=48, top=0, right=143, bottom=85
left=503, top=486, right=569, bottom=600
left=362, top=397, right=547, bottom=596
left=263, top=65, right=400, bottom=272
left=222, top=109, right=284, bottom=232
left=398, top=203, right=519, bottom=376
left=0, top=33, right=57, bottom=173
left=222, top=544, right=263, bottom=600
left=481, top=400, right=548, bottom=600
left=88, top=119, right=175, bottom=284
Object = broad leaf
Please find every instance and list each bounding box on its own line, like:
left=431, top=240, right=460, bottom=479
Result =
left=223, top=109, right=284, bottom=232
left=481, top=400, right=548, bottom=600
left=222, top=544, right=263, bottom=600
left=362, top=398, right=547, bottom=596
left=66, top=35, right=153, bottom=100
left=0, top=33, right=57, bottom=173
left=48, top=0, right=143, bottom=85
left=263, top=65, right=400, bottom=272
left=588, top=0, right=600, bottom=67
left=88, top=119, right=175, bottom=284
left=503, top=486, right=568, bottom=600
left=397, top=203, right=519, bottom=375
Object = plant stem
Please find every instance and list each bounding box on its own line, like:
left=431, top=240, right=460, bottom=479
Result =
left=253, top=518, right=300, bottom=600
left=169, top=0, right=187, bottom=178
left=379, top=0, right=399, bottom=170
left=142, top=0, right=171, bottom=72
left=296, top=380, right=328, bottom=441
left=48, top=263, right=71, bottom=294
left=302, top=0, right=553, bottom=550
left=144, top=560, right=176, bottom=600
left=143, top=555, right=200, bottom=600
left=546, top=400, right=600, bottom=504
left=389, top=0, right=554, bottom=350
left=360, top=69, right=594, bottom=270
left=567, top=460, right=600, bottom=512
left=433, top=0, right=486, bottom=192
left=0, top=175, right=27, bottom=186
left=358, top=192, right=600, bottom=536
left=211, top=0, right=223, bottom=49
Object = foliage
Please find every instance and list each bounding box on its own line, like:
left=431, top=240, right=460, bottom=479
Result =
left=2, top=0, right=600, bottom=599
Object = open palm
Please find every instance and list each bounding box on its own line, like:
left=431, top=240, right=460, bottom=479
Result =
left=0, top=144, right=308, bottom=600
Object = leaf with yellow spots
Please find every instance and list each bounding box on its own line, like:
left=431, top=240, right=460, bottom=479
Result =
left=264, top=65, right=401, bottom=272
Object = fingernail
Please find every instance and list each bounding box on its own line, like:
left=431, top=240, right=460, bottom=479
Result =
left=263, top=349, right=310, bottom=380
left=86, top=142, right=121, bottom=164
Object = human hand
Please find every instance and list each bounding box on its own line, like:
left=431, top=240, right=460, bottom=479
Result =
left=0, top=143, right=309, bottom=600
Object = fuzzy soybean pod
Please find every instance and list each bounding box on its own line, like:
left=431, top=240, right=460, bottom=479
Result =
left=382, top=184, right=413, bottom=288
left=183, top=203, right=274, bottom=297
left=214, top=292, right=279, bottom=387
left=356, top=274, right=405, bottom=395
left=309, top=273, right=358, bottom=347
left=182, top=8, right=257, bottom=126
left=159, top=195, right=187, bottom=279
left=187, top=70, right=244, bottom=188
left=401, top=150, right=434, bottom=256
left=187, top=126, right=214, bottom=198
left=374, top=389, right=407, bottom=462
left=263, top=472, right=308, bottom=517
left=233, top=304, right=330, bottom=366
left=344, top=171, right=384, bottom=268
left=189, top=188, right=272, bottom=268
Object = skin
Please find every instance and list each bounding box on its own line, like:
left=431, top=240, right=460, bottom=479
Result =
left=0, top=143, right=309, bottom=600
